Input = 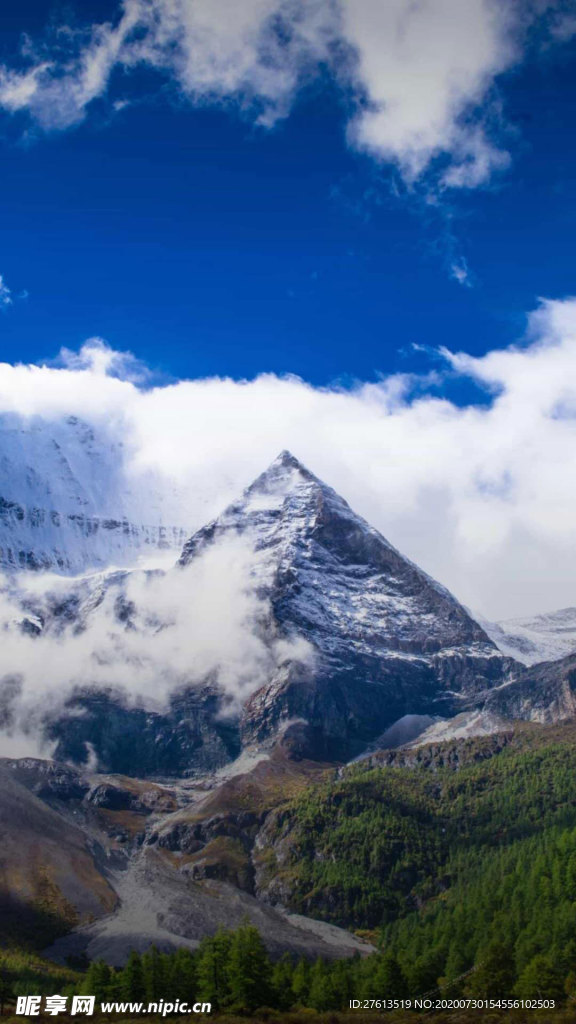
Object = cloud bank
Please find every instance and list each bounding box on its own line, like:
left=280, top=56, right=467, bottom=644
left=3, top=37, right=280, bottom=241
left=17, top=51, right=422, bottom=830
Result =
left=2, top=297, right=576, bottom=621
left=0, top=536, right=314, bottom=758
left=0, top=0, right=574, bottom=189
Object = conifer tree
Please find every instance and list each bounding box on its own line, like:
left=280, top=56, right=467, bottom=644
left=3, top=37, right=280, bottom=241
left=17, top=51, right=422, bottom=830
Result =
left=515, top=954, right=565, bottom=1001
left=271, top=953, right=295, bottom=1010
left=408, top=950, right=444, bottom=996
left=196, top=929, right=232, bottom=1010
left=374, top=952, right=409, bottom=1000
left=466, top=941, right=516, bottom=998
left=330, top=958, right=353, bottom=1009
left=169, top=948, right=197, bottom=1003
left=121, top=951, right=147, bottom=1002
left=81, top=960, right=111, bottom=1001
left=292, top=957, right=311, bottom=1005
left=227, top=923, right=272, bottom=1012
left=142, top=946, right=166, bottom=1003
left=308, top=958, right=338, bottom=1011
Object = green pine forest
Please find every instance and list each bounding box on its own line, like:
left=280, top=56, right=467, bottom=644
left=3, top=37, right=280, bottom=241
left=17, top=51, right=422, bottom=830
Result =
left=5, top=721, right=576, bottom=1019
left=258, top=722, right=576, bottom=1002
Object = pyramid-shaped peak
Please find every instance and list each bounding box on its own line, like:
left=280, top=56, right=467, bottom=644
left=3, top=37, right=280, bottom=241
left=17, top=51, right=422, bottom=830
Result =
left=179, top=451, right=328, bottom=565
left=248, top=450, right=318, bottom=493
left=270, top=450, right=310, bottom=473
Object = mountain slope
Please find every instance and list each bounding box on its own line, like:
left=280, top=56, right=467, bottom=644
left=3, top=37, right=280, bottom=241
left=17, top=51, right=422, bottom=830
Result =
left=0, top=412, right=186, bottom=573
left=0, top=755, right=372, bottom=965
left=253, top=720, right=576, bottom=929
left=5, top=725, right=576, bottom=1003
left=181, top=451, right=514, bottom=760
left=0, top=762, right=117, bottom=946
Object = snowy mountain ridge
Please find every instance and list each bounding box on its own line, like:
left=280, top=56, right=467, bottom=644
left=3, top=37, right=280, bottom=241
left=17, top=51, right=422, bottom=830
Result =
left=480, top=608, right=576, bottom=667
left=0, top=412, right=187, bottom=573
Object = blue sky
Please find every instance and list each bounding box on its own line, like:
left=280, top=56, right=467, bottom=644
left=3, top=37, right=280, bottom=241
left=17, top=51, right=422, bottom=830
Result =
left=0, top=0, right=576, bottom=386
left=4, top=1, right=576, bottom=616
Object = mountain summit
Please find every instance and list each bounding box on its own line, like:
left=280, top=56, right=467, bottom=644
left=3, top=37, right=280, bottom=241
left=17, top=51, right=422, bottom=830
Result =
left=179, top=448, right=340, bottom=564
left=179, top=451, right=513, bottom=760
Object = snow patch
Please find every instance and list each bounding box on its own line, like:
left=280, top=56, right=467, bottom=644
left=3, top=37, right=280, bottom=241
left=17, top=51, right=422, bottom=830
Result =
left=481, top=607, right=576, bottom=666
left=405, top=709, right=512, bottom=747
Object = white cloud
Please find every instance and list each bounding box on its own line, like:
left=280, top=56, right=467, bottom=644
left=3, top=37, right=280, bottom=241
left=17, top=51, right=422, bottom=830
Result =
left=450, top=256, right=472, bottom=287
left=0, top=0, right=570, bottom=187
left=0, top=274, right=13, bottom=309
left=0, top=727, right=52, bottom=760
left=0, top=536, right=315, bottom=744
left=341, top=0, right=517, bottom=188
left=0, top=0, right=336, bottom=132
left=3, top=299, right=576, bottom=621
left=57, top=336, right=152, bottom=383
left=0, top=63, right=50, bottom=113
left=129, top=0, right=336, bottom=123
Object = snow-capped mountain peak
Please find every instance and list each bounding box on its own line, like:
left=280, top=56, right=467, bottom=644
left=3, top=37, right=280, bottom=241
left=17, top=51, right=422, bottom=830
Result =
left=180, top=449, right=393, bottom=565
left=178, top=451, right=514, bottom=759
left=0, top=412, right=187, bottom=574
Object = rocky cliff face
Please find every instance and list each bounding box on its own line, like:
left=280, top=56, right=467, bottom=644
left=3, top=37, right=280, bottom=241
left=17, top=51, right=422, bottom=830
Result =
left=481, top=652, right=576, bottom=724
left=50, top=687, right=241, bottom=777
left=0, top=760, right=118, bottom=947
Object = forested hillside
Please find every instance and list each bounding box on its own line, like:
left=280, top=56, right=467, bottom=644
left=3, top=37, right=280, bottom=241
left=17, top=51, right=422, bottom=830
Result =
left=255, top=722, right=576, bottom=998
